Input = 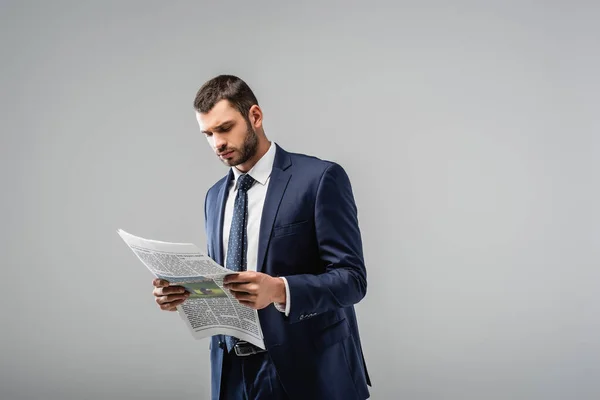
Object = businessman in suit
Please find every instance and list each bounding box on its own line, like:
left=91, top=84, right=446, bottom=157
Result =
left=152, top=75, right=371, bottom=399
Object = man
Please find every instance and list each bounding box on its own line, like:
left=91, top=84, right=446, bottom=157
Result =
left=152, top=75, right=371, bottom=399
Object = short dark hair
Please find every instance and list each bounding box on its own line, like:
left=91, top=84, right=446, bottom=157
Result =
left=193, top=75, right=259, bottom=120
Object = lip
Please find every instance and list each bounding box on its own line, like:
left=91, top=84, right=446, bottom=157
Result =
left=218, top=150, right=234, bottom=158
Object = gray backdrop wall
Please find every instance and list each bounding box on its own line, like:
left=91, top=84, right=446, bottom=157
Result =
left=1, top=1, right=598, bottom=399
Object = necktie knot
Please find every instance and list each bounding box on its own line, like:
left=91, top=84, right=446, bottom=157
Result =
left=237, top=174, right=255, bottom=193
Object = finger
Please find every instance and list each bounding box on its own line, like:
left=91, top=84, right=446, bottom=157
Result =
left=223, top=273, right=241, bottom=284
left=238, top=300, right=257, bottom=309
left=224, top=272, right=256, bottom=284
left=227, top=283, right=259, bottom=294
left=155, top=293, right=189, bottom=305
left=153, top=279, right=170, bottom=288
left=160, top=297, right=186, bottom=311
left=232, top=292, right=256, bottom=302
left=225, top=283, right=248, bottom=293
left=153, top=286, right=187, bottom=296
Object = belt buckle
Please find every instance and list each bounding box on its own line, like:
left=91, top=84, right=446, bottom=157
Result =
left=234, top=341, right=263, bottom=357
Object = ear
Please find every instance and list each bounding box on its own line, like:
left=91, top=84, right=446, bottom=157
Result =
left=248, top=105, right=263, bottom=128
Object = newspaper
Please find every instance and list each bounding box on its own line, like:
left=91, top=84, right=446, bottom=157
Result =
left=117, top=229, right=265, bottom=349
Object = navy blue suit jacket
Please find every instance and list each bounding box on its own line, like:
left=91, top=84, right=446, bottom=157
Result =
left=204, top=144, right=371, bottom=400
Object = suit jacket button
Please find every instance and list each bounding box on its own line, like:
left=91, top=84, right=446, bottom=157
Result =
left=218, top=341, right=226, bottom=349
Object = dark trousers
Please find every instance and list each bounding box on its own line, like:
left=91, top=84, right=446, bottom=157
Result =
left=220, top=350, right=289, bottom=400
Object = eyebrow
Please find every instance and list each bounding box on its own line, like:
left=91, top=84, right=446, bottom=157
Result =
left=202, top=120, right=235, bottom=134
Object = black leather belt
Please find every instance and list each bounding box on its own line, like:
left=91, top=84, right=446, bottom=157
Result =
left=233, top=341, right=267, bottom=357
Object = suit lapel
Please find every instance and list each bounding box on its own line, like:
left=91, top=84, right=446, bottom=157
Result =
left=257, top=145, right=292, bottom=273
left=213, top=170, right=233, bottom=266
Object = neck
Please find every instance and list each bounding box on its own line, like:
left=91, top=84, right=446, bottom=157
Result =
left=235, top=138, right=271, bottom=173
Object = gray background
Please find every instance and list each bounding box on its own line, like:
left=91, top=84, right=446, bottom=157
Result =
left=1, top=0, right=598, bottom=399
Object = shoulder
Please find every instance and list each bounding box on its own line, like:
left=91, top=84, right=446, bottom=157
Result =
left=204, top=173, right=229, bottom=205
left=207, top=174, right=228, bottom=193
left=277, top=146, right=355, bottom=198
left=285, top=148, right=346, bottom=179
left=287, top=152, right=353, bottom=192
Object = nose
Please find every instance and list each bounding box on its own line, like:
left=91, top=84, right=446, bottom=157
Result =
left=212, top=133, right=227, bottom=151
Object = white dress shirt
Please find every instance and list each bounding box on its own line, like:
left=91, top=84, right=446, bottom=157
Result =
left=222, top=141, right=290, bottom=315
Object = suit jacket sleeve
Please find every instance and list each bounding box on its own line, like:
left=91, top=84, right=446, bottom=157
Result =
left=204, top=189, right=210, bottom=255
left=284, top=162, right=367, bottom=323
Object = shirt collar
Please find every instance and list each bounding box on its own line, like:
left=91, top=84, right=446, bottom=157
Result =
left=231, top=141, right=276, bottom=188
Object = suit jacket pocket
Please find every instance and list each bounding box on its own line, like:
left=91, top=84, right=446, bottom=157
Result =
left=272, top=220, right=310, bottom=238
left=313, top=318, right=351, bottom=350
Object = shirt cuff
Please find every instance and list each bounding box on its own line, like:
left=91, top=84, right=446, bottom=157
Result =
left=273, top=277, right=290, bottom=317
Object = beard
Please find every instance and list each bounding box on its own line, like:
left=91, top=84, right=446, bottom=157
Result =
left=218, top=121, right=259, bottom=167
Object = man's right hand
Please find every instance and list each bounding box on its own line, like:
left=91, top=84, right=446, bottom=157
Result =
left=152, top=279, right=190, bottom=311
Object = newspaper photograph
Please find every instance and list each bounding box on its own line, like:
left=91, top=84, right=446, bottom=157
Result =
left=117, top=229, right=265, bottom=349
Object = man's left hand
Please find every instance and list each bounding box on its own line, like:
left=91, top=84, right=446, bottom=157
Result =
left=223, top=272, right=286, bottom=310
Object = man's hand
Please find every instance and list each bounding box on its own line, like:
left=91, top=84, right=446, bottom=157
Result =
left=223, top=272, right=286, bottom=310
left=152, top=279, right=190, bottom=311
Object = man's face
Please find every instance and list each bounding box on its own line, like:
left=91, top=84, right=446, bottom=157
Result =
left=196, top=99, right=259, bottom=168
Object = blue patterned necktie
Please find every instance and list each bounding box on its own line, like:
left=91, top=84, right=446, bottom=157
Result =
left=224, top=173, right=256, bottom=352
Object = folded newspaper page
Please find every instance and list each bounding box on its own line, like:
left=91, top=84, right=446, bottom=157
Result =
left=117, top=229, right=265, bottom=349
